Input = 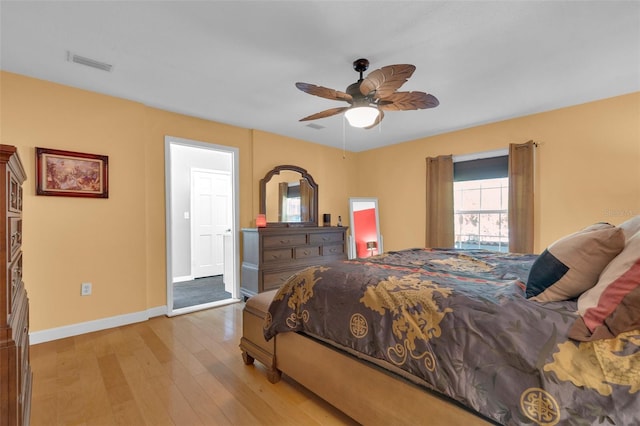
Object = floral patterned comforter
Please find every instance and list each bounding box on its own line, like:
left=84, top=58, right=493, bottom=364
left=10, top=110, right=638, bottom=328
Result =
left=264, top=248, right=640, bottom=425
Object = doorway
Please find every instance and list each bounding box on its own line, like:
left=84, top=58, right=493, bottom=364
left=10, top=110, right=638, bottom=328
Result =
left=165, top=136, right=240, bottom=316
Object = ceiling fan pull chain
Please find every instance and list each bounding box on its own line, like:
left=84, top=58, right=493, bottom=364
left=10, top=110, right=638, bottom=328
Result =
left=342, top=117, right=347, bottom=159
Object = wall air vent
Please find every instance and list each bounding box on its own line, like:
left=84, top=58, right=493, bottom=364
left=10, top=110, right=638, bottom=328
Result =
left=66, top=51, right=113, bottom=72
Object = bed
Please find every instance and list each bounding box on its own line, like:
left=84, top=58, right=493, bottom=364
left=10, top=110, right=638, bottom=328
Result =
left=244, top=221, right=640, bottom=425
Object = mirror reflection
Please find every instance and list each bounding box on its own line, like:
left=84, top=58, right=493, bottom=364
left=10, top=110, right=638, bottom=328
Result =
left=260, top=165, right=318, bottom=226
left=265, top=171, right=312, bottom=222
left=349, top=197, right=383, bottom=258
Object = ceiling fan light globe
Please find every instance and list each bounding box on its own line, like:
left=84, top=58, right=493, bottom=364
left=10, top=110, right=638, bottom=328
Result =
left=344, top=106, right=379, bottom=128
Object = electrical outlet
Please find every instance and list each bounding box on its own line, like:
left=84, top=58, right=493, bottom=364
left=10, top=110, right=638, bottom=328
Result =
left=81, top=282, right=92, bottom=296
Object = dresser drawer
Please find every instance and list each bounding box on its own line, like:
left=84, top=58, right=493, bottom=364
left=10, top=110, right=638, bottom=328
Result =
left=9, top=217, right=22, bottom=259
left=21, top=368, right=32, bottom=426
left=322, top=243, right=345, bottom=257
left=263, top=233, right=307, bottom=248
left=17, top=318, right=29, bottom=404
left=10, top=288, right=27, bottom=338
left=295, top=245, right=321, bottom=260
left=263, top=270, right=297, bottom=290
left=9, top=171, right=23, bottom=213
left=19, top=303, right=30, bottom=392
left=8, top=253, right=23, bottom=315
left=263, top=248, right=294, bottom=263
left=310, top=232, right=344, bottom=244
left=20, top=323, right=30, bottom=376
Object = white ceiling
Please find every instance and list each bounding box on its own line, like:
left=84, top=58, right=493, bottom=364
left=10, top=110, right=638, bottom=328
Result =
left=1, top=1, right=639, bottom=152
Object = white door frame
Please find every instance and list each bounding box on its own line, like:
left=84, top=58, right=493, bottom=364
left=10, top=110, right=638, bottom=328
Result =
left=164, top=136, right=240, bottom=316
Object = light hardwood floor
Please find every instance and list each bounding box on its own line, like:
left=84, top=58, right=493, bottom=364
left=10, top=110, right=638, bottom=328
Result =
left=30, top=302, right=358, bottom=425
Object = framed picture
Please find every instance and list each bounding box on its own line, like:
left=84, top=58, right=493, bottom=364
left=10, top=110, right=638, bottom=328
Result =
left=36, top=147, right=109, bottom=198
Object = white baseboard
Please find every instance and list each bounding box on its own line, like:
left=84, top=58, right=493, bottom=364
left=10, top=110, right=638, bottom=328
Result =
left=29, top=305, right=168, bottom=345
left=173, top=275, right=194, bottom=283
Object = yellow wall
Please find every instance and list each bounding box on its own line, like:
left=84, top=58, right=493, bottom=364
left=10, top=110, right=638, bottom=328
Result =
left=2, top=70, right=638, bottom=335
left=357, top=92, right=640, bottom=253
left=0, top=71, right=352, bottom=332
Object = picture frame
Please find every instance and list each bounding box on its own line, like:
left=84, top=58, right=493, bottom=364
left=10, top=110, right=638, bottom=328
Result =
left=36, top=147, right=109, bottom=198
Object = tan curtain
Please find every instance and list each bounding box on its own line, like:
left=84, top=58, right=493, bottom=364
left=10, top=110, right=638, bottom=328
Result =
left=508, top=140, right=535, bottom=253
left=425, top=155, right=454, bottom=248
left=278, top=182, right=288, bottom=221
left=299, top=179, right=311, bottom=222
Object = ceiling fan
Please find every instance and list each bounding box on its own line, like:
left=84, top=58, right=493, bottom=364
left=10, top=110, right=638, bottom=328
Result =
left=296, top=58, right=439, bottom=129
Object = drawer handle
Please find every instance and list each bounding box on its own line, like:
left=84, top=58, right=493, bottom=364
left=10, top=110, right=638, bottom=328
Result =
left=322, top=236, right=330, bottom=241
left=278, top=239, right=291, bottom=245
left=269, top=253, right=283, bottom=260
left=302, top=250, right=310, bottom=255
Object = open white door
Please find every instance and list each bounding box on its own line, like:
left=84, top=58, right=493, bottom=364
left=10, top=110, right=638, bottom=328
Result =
left=223, top=231, right=233, bottom=293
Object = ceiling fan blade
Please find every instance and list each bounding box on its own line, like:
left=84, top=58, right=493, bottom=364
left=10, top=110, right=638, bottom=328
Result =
left=295, top=82, right=353, bottom=103
left=378, top=92, right=439, bottom=111
left=299, top=106, right=350, bottom=122
left=363, top=110, right=385, bottom=129
left=359, top=64, right=416, bottom=99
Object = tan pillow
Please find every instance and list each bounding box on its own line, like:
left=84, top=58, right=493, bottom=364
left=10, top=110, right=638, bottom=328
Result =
left=569, top=231, right=640, bottom=341
left=526, top=223, right=625, bottom=302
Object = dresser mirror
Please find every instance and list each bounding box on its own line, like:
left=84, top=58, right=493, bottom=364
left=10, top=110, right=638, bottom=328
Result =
left=259, top=165, right=318, bottom=227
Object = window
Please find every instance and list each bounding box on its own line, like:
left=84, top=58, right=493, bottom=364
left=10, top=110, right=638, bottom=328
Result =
left=282, top=183, right=301, bottom=222
left=454, top=178, right=509, bottom=252
left=453, top=152, right=509, bottom=252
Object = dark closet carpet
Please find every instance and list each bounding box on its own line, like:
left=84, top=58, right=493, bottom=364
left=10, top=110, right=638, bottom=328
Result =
left=173, top=275, right=232, bottom=309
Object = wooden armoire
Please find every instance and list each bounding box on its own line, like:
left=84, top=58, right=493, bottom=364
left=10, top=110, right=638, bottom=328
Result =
left=1, top=145, right=31, bottom=425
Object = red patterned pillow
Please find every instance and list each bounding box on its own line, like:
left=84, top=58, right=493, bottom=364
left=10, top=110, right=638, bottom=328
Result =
left=569, top=232, right=640, bottom=341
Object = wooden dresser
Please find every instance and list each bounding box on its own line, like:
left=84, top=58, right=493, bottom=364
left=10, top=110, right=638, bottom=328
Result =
left=241, top=226, right=347, bottom=298
left=0, top=145, right=31, bottom=426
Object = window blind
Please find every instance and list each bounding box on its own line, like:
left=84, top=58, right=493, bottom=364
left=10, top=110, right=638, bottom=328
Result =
left=453, top=155, right=508, bottom=182
left=288, top=184, right=300, bottom=197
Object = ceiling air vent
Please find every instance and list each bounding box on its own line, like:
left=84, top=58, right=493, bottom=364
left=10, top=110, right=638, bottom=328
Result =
left=305, top=123, right=325, bottom=130
left=67, top=51, right=113, bottom=72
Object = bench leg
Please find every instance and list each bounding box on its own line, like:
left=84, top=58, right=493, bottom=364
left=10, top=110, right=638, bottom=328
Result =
left=241, top=347, right=281, bottom=383
left=241, top=350, right=254, bottom=365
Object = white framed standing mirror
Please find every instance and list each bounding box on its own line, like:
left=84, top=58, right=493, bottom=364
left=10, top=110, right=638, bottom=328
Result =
left=348, top=197, right=383, bottom=259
